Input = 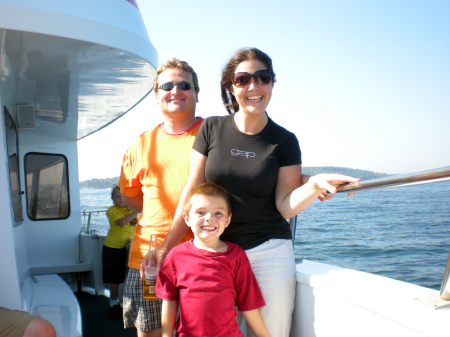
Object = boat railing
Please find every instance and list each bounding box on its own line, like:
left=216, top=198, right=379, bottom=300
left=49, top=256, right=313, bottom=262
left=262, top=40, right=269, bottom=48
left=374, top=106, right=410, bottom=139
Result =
left=315, top=166, right=450, bottom=301
left=81, top=209, right=107, bottom=233
left=335, top=166, right=450, bottom=194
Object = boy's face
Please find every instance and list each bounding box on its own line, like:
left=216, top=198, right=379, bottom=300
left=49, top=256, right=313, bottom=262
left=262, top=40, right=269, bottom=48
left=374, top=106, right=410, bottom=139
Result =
left=112, top=190, right=126, bottom=208
left=184, top=195, right=231, bottom=244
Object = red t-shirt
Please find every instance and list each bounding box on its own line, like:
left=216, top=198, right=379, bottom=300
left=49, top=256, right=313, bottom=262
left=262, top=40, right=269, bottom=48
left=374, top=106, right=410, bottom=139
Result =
left=156, top=241, right=265, bottom=337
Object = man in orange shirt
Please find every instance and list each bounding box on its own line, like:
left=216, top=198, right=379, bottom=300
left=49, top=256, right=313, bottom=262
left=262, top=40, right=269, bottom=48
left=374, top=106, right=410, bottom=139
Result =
left=118, top=58, right=203, bottom=337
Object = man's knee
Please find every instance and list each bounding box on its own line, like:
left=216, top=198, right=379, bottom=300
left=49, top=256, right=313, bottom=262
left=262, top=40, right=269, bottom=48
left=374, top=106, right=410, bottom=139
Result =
left=22, top=317, right=56, bottom=337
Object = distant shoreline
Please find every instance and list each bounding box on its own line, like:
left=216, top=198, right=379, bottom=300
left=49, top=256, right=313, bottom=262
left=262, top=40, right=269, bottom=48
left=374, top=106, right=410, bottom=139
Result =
left=80, top=166, right=390, bottom=189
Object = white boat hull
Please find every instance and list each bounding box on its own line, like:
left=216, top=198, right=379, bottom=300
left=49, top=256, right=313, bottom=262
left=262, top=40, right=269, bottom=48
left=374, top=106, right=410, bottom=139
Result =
left=291, top=260, right=449, bottom=337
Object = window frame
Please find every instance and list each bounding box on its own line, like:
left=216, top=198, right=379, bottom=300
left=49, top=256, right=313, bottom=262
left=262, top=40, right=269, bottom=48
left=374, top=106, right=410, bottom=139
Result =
left=24, top=152, right=71, bottom=221
left=4, top=107, right=24, bottom=225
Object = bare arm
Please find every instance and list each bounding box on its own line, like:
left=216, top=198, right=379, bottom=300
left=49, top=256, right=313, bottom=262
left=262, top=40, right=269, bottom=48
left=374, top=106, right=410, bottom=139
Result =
left=276, top=164, right=317, bottom=219
left=276, top=165, right=360, bottom=219
left=242, top=309, right=270, bottom=337
left=140, top=150, right=207, bottom=279
left=114, top=210, right=139, bottom=227
left=301, top=174, right=311, bottom=185
left=300, top=174, right=328, bottom=202
left=122, top=195, right=143, bottom=212
left=161, top=300, right=178, bottom=337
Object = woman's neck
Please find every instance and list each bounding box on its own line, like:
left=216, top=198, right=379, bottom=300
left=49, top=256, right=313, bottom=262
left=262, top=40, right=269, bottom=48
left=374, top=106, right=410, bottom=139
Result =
left=233, top=111, right=268, bottom=135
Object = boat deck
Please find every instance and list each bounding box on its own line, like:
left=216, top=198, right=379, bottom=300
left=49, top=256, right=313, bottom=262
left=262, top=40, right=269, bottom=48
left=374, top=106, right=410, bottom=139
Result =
left=75, top=291, right=136, bottom=337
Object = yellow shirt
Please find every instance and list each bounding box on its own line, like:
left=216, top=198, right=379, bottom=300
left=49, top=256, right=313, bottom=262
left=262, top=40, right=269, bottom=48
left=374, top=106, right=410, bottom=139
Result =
left=118, top=119, right=203, bottom=270
left=104, top=205, right=136, bottom=249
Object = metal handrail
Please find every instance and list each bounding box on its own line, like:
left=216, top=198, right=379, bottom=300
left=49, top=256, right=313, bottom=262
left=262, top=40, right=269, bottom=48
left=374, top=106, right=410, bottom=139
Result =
left=440, top=250, right=450, bottom=300
left=78, top=209, right=107, bottom=264
left=289, top=215, right=298, bottom=248
left=81, top=209, right=107, bottom=232
left=335, top=166, right=450, bottom=194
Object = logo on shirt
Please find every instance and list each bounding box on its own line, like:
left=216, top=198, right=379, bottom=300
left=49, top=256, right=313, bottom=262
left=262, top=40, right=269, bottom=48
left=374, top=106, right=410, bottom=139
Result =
left=231, top=149, right=255, bottom=158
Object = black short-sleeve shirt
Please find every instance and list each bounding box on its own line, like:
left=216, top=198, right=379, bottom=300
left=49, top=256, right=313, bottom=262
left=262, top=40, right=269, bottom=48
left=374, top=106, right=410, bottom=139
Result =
left=193, top=114, right=301, bottom=250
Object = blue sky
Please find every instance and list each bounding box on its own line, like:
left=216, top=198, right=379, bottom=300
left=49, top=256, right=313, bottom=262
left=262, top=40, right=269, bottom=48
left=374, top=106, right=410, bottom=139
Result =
left=78, top=0, right=450, bottom=181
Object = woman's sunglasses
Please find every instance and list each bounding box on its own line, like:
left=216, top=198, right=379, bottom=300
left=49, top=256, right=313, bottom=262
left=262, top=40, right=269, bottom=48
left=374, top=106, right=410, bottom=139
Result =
left=159, top=81, right=194, bottom=91
left=232, top=70, right=273, bottom=87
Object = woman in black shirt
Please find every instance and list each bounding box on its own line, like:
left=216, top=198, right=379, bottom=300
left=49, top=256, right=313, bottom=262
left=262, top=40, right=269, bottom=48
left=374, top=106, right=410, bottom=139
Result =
left=159, top=47, right=359, bottom=336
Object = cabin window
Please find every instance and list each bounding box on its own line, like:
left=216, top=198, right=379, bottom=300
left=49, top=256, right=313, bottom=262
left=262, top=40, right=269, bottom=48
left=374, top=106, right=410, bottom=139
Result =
left=25, top=153, right=70, bottom=220
left=4, top=108, right=24, bottom=224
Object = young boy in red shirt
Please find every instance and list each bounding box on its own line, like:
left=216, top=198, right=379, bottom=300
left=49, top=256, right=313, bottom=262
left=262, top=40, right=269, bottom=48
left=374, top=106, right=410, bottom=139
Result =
left=156, top=183, right=269, bottom=337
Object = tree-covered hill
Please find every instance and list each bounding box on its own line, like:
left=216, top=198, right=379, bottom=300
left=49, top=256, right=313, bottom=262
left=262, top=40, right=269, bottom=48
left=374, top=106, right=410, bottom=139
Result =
left=302, top=166, right=389, bottom=180
left=80, top=167, right=389, bottom=189
left=80, top=177, right=120, bottom=189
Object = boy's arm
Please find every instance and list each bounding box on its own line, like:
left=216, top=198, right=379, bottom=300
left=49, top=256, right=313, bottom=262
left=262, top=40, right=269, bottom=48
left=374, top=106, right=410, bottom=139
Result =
left=114, top=210, right=139, bottom=227
left=161, top=299, right=178, bottom=337
left=242, top=309, right=269, bottom=337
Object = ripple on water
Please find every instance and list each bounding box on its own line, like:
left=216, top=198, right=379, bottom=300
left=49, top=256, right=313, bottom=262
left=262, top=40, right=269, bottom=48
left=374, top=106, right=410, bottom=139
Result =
left=295, top=181, right=450, bottom=290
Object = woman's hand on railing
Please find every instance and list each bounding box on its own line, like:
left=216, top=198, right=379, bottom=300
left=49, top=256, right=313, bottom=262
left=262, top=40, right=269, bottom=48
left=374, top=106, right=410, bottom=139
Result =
left=303, top=174, right=359, bottom=201
left=319, top=191, right=358, bottom=200
left=310, top=173, right=360, bottom=195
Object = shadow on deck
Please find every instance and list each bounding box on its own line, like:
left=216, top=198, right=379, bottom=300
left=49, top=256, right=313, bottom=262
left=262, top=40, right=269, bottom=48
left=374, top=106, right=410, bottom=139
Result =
left=75, top=292, right=137, bottom=337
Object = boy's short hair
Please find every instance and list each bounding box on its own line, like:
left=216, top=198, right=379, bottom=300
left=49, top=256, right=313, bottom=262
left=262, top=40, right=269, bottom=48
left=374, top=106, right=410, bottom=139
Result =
left=111, top=184, right=120, bottom=200
left=184, top=183, right=232, bottom=215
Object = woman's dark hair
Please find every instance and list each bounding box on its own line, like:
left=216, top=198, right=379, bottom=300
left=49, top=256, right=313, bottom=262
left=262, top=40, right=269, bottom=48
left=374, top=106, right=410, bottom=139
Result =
left=220, top=47, right=276, bottom=114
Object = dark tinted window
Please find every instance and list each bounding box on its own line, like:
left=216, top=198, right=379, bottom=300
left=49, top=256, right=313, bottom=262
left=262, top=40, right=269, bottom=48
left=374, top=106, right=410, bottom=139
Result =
left=25, top=153, right=70, bottom=220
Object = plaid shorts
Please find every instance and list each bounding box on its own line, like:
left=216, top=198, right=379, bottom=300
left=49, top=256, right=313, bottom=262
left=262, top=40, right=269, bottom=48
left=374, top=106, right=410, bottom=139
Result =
left=123, top=268, right=162, bottom=331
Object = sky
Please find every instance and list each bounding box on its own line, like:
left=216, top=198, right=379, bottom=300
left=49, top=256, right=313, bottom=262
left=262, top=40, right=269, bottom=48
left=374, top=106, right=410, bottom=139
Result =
left=77, top=0, right=450, bottom=182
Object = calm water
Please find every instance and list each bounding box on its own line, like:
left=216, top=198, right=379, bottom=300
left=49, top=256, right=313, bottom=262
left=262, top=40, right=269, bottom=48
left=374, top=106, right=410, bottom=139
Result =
left=80, top=181, right=450, bottom=290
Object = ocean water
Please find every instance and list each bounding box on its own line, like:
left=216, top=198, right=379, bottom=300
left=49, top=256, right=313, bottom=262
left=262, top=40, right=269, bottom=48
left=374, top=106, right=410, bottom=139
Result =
left=80, top=181, right=450, bottom=291
left=80, top=188, right=113, bottom=233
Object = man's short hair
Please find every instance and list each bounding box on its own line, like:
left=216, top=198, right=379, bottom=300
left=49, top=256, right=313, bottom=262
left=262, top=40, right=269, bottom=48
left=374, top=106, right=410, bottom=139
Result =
left=153, top=58, right=200, bottom=94
left=184, top=183, right=232, bottom=215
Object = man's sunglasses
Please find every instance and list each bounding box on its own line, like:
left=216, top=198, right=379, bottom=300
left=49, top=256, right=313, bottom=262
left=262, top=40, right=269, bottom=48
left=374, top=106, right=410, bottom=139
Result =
left=158, top=81, right=194, bottom=91
left=232, top=70, right=273, bottom=87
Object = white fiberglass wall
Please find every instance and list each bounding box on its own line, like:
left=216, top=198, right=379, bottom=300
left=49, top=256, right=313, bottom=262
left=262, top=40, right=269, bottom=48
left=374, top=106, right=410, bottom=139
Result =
left=0, top=0, right=157, bottom=67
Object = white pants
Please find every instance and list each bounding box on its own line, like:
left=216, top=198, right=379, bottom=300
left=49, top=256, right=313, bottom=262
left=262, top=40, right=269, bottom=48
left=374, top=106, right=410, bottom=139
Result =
left=243, top=239, right=296, bottom=337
